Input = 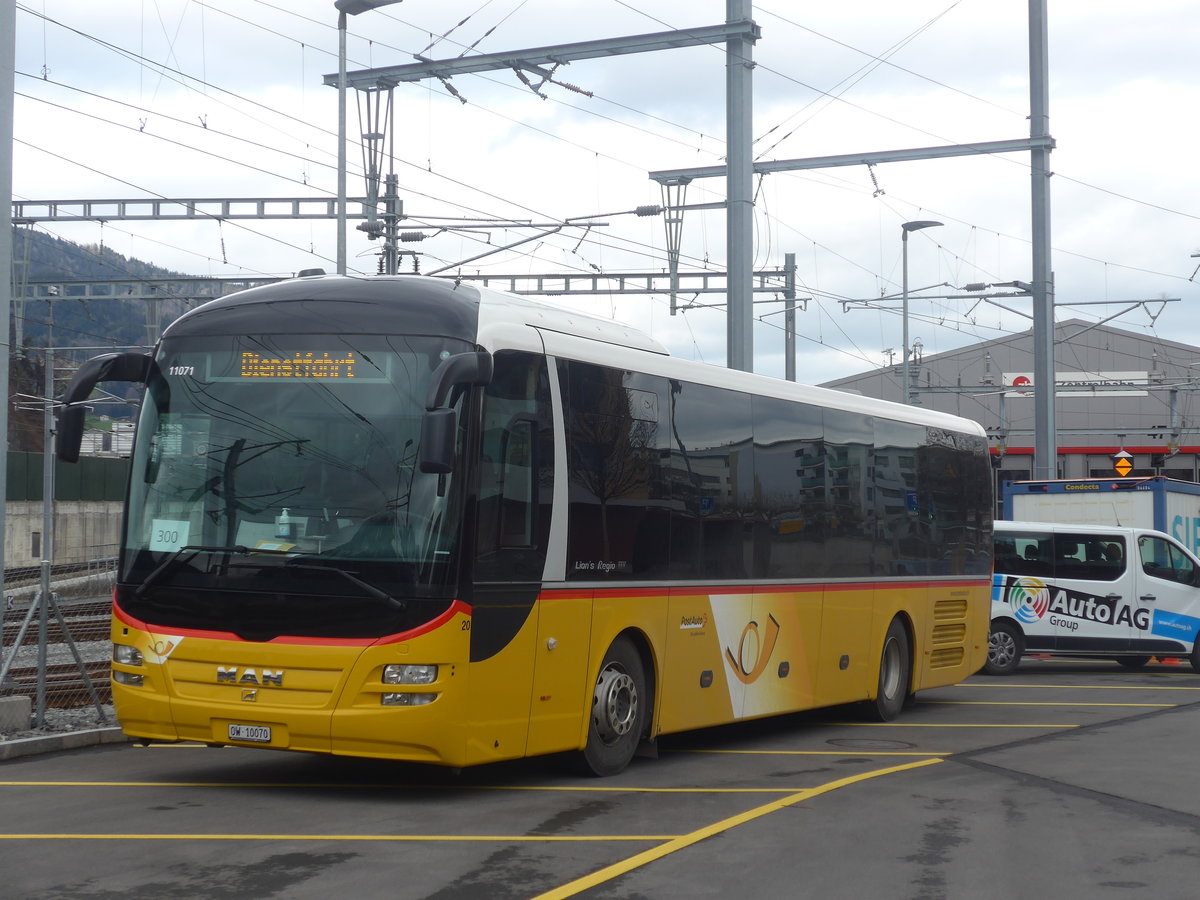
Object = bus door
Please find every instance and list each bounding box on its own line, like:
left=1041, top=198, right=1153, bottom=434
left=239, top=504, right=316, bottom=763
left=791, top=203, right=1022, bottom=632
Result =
left=469, top=349, right=571, bottom=759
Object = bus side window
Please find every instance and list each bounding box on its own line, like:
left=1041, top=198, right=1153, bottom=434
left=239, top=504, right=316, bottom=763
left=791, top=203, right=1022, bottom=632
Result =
left=474, top=352, right=552, bottom=581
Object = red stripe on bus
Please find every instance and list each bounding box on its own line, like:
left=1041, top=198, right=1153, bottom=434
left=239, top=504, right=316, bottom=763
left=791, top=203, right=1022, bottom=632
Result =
left=112, top=599, right=472, bottom=647
left=542, top=578, right=988, bottom=600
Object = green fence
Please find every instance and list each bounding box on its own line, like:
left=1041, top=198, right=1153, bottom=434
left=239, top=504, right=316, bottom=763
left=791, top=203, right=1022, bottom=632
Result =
left=6, top=451, right=130, bottom=501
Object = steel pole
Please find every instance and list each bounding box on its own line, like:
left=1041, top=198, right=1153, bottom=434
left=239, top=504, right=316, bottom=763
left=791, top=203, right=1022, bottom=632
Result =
left=902, top=230, right=910, bottom=405
left=0, top=0, right=15, bottom=626
left=35, top=306, right=53, bottom=726
left=784, top=252, right=796, bottom=382
left=1029, top=0, right=1056, bottom=478
left=336, top=11, right=348, bottom=275
left=725, top=0, right=754, bottom=371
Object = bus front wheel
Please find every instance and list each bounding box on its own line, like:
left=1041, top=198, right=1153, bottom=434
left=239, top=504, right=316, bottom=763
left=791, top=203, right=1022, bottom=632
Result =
left=582, top=637, right=646, bottom=777
left=871, top=618, right=910, bottom=722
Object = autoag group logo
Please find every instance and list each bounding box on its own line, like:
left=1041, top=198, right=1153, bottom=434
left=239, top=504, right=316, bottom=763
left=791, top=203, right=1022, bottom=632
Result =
left=1000, top=576, right=1051, bottom=624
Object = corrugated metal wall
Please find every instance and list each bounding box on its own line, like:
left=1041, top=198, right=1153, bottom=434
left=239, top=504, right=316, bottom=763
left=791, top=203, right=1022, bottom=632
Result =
left=6, top=452, right=129, bottom=501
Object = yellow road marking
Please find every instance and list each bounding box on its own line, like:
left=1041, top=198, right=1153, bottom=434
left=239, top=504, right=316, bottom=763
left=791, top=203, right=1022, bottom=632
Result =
left=959, top=682, right=1200, bottom=690
left=682, top=749, right=949, bottom=757
left=926, top=700, right=1173, bottom=707
left=0, top=781, right=829, bottom=794
left=822, top=722, right=1078, bottom=728
left=0, top=833, right=674, bottom=842
left=531, top=758, right=943, bottom=900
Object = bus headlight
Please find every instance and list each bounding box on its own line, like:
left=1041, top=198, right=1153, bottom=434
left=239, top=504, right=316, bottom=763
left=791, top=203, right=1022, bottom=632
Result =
left=383, top=664, right=437, bottom=685
left=113, top=670, right=145, bottom=687
left=381, top=692, right=437, bottom=707
left=113, top=644, right=144, bottom=666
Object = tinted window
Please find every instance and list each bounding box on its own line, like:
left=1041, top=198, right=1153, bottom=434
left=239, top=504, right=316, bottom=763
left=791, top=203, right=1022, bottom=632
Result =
left=921, top=428, right=993, bottom=576
left=994, top=531, right=1054, bottom=577
left=561, top=362, right=670, bottom=579
left=1054, top=534, right=1123, bottom=581
left=668, top=381, right=754, bottom=579
left=875, top=418, right=925, bottom=576
left=825, top=409, right=873, bottom=576
left=995, top=531, right=1124, bottom=582
left=753, top=395, right=824, bottom=579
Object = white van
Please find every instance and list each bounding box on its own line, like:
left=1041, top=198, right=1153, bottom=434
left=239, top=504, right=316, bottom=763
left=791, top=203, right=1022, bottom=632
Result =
left=986, top=520, right=1200, bottom=675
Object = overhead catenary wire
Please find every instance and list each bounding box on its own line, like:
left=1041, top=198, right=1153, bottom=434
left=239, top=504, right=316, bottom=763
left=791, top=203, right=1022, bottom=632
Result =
left=11, top=1, right=1200, bottom=372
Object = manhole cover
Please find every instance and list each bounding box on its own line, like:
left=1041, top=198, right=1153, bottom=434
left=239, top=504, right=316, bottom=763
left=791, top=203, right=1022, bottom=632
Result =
left=826, top=738, right=915, bottom=751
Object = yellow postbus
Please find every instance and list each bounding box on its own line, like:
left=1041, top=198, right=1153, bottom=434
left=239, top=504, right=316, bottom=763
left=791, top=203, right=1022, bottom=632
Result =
left=58, top=273, right=992, bottom=775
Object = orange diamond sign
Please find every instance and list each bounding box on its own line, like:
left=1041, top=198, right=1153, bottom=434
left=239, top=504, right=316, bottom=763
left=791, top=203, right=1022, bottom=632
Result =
left=1114, top=451, right=1133, bottom=477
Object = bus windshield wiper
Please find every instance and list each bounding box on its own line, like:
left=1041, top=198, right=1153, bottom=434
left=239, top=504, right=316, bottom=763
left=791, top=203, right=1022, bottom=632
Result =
left=135, top=544, right=252, bottom=597
left=280, top=560, right=407, bottom=611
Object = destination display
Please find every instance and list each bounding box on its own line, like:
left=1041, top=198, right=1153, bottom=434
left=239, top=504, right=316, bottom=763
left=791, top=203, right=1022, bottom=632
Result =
left=239, top=350, right=358, bottom=379
left=162, top=346, right=393, bottom=384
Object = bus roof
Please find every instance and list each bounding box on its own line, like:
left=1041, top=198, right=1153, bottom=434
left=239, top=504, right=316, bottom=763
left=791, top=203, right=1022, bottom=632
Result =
left=173, top=273, right=985, bottom=438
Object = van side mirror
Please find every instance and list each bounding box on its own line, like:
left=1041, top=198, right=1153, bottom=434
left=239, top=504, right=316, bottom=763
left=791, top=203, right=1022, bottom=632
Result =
left=418, top=351, right=493, bottom=474
left=56, top=351, right=152, bottom=463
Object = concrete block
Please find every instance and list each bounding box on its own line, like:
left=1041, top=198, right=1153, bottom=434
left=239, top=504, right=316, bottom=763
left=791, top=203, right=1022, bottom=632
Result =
left=0, top=695, right=32, bottom=732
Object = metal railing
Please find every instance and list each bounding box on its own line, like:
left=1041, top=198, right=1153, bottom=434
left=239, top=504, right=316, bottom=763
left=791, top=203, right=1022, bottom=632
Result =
left=1, top=546, right=117, bottom=730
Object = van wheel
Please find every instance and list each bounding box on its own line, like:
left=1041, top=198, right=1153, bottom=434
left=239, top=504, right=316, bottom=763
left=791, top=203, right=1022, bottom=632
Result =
left=1190, top=642, right=1200, bottom=675
left=581, top=637, right=646, bottom=777
left=1116, top=656, right=1151, bottom=669
left=984, top=621, right=1022, bottom=676
left=870, top=618, right=910, bottom=722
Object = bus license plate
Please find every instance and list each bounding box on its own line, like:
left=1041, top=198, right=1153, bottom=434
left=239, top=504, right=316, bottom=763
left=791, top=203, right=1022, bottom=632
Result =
left=228, top=723, right=271, bottom=743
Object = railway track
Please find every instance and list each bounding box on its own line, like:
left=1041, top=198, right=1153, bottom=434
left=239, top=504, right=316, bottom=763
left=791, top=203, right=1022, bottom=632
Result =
left=4, top=560, right=115, bottom=591
left=2, top=607, right=111, bottom=648
left=2, top=600, right=113, bottom=709
left=2, top=600, right=111, bottom=646
left=3, top=660, right=113, bottom=707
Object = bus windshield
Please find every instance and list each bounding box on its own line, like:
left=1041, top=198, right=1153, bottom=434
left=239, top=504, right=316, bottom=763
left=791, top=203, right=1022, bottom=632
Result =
left=119, top=332, right=471, bottom=639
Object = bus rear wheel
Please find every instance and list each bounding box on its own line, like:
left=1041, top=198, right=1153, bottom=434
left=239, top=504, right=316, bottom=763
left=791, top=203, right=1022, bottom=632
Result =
left=870, top=618, right=910, bottom=722
left=582, top=637, right=646, bottom=777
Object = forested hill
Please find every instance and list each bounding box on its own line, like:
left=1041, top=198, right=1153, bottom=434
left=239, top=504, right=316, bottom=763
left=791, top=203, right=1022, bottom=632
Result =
left=8, top=227, right=196, bottom=450
left=14, top=227, right=193, bottom=352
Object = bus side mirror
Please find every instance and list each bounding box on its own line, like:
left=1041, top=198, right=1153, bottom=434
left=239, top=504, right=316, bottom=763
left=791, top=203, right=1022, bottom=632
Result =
left=418, top=351, right=493, bottom=474
left=419, top=409, right=458, bottom=474
left=56, top=351, right=153, bottom=463
left=423, top=351, right=493, bottom=411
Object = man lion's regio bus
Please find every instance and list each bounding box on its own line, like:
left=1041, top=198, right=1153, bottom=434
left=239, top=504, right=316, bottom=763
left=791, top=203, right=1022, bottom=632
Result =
left=57, top=274, right=993, bottom=775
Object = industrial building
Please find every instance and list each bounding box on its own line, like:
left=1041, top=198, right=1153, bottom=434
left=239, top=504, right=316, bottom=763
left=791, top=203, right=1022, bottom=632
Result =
left=819, top=318, right=1200, bottom=501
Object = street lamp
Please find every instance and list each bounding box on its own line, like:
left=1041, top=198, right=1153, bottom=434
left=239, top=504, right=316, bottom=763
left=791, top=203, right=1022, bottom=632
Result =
left=335, top=0, right=404, bottom=275
left=900, top=220, right=943, bottom=404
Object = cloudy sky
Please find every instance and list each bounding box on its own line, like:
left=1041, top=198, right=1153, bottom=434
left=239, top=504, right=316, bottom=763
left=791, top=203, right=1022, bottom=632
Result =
left=12, top=0, right=1200, bottom=382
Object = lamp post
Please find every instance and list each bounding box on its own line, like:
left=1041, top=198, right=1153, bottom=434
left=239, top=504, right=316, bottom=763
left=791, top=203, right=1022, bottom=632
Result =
left=335, top=0, right=403, bottom=275
left=900, top=220, right=943, bottom=404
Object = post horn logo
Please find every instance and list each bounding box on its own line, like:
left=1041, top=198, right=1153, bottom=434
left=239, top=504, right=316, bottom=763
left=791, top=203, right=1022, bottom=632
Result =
left=725, top=614, right=781, bottom=685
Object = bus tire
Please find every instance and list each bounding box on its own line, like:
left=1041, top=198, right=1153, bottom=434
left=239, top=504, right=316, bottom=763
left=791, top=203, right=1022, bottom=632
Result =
left=581, top=637, right=646, bottom=777
left=870, top=618, right=910, bottom=722
left=984, top=620, right=1022, bottom=676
